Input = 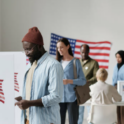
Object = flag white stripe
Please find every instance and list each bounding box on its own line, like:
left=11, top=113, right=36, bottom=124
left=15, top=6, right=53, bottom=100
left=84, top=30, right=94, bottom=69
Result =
left=98, top=62, right=109, bottom=66
left=76, top=42, right=111, bottom=47
left=74, top=54, right=81, bottom=58
left=0, top=94, right=4, bottom=97
left=75, top=48, right=111, bottom=54
left=0, top=96, right=4, bottom=98
left=89, top=55, right=110, bottom=60
left=51, top=54, right=109, bottom=66
left=74, top=54, right=110, bottom=60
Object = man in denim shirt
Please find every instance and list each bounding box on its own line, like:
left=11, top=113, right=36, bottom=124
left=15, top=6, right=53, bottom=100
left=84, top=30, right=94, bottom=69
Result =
left=15, top=27, right=63, bottom=124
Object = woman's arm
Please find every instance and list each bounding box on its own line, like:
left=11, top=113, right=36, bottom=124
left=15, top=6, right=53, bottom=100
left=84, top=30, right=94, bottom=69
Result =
left=112, top=65, right=117, bottom=86
left=63, top=59, right=86, bottom=86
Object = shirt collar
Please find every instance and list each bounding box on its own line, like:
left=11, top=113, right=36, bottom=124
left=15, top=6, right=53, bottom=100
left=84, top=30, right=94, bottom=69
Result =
left=97, top=80, right=106, bottom=84
left=81, top=57, right=91, bottom=65
left=37, top=52, right=49, bottom=66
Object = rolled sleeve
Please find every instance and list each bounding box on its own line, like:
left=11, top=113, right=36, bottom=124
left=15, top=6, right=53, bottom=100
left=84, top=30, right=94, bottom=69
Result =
left=42, top=63, right=63, bottom=107
left=112, top=66, right=117, bottom=86
left=73, top=59, right=86, bottom=86
left=88, top=61, right=99, bottom=85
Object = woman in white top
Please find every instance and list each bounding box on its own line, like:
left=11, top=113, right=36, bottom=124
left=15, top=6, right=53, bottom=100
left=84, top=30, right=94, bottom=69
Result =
left=56, top=38, right=86, bottom=124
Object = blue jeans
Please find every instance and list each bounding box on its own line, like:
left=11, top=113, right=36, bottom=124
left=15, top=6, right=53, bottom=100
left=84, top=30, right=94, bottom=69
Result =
left=87, top=106, right=92, bottom=124
left=78, top=106, right=84, bottom=124
left=78, top=106, right=91, bottom=124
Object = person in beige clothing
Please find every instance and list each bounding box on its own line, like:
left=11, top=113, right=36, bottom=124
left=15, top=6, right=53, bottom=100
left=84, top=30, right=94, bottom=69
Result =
left=90, top=68, right=122, bottom=105
left=88, top=68, right=122, bottom=124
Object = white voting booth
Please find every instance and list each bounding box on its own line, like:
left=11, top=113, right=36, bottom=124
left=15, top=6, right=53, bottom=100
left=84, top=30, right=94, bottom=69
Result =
left=117, top=81, right=124, bottom=101
left=0, top=54, right=14, bottom=124
left=0, top=52, right=26, bottom=124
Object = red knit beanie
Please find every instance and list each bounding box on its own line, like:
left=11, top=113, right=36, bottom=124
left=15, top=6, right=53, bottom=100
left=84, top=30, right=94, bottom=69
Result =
left=22, top=27, right=44, bottom=45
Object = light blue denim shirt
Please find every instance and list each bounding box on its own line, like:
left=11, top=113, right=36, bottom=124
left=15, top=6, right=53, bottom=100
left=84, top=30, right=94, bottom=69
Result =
left=21, top=52, right=63, bottom=124
left=61, top=58, right=86, bottom=103
left=112, top=64, right=124, bottom=86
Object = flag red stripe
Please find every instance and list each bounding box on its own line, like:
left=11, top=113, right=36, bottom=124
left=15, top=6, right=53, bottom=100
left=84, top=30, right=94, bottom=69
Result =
left=73, top=58, right=109, bottom=63
left=75, top=46, right=110, bottom=50
left=0, top=86, right=2, bottom=88
left=74, top=51, right=80, bottom=55
left=89, top=53, right=110, bottom=56
left=76, top=40, right=111, bottom=44
left=0, top=99, right=5, bottom=103
left=15, top=89, right=19, bottom=92
left=74, top=51, right=110, bottom=56
left=0, top=80, right=3, bottom=82
left=0, top=92, right=4, bottom=95
left=99, top=66, right=108, bottom=69
left=94, top=59, right=109, bottom=63
left=0, top=83, right=2, bottom=85
left=14, top=80, right=17, bottom=82
left=90, top=47, right=110, bottom=50
left=0, top=89, right=3, bottom=91
left=15, top=83, right=18, bottom=85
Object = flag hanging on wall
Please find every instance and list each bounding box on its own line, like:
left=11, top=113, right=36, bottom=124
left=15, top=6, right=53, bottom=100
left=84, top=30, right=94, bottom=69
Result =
left=49, top=33, right=112, bottom=69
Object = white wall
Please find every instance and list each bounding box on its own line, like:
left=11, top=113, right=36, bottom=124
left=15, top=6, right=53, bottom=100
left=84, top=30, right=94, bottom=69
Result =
left=1, top=0, right=124, bottom=84
left=1, top=0, right=91, bottom=51
left=0, top=0, right=1, bottom=51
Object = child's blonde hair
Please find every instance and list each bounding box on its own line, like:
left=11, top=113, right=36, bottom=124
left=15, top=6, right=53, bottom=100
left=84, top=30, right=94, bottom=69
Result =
left=96, top=68, right=108, bottom=82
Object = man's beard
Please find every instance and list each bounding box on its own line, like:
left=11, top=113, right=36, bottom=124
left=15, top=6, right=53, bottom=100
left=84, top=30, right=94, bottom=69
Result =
left=29, top=52, right=42, bottom=64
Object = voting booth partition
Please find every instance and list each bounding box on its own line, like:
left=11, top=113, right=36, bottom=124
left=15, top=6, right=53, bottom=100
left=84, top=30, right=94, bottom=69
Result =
left=117, top=81, right=124, bottom=101
left=0, top=52, right=26, bottom=124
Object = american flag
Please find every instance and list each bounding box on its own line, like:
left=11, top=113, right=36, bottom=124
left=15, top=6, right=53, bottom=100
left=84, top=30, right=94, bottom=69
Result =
left=49, top=33, right=111, bottom=69
left=14, top=73, right=19, bottom=92
left=0, top=80, right=5, bottom=104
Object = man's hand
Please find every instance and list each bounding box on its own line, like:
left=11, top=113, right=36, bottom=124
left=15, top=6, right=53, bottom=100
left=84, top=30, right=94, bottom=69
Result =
left=15, top=100, right=30, bottom=110
left=15, top=99, right=43, bottom=110
left=63, top=79, right=73, bottom=85
left=15, top=96, right=22, bottom=102
left=87, top=81, right=91, bottom=85
left=63, top=79, right=68, bottom=85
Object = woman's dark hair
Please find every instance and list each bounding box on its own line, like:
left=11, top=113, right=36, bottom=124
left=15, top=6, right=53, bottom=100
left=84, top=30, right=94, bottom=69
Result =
left=116, top=50, right=124, bottom=64
left=56, top=38, right=73, bottom=62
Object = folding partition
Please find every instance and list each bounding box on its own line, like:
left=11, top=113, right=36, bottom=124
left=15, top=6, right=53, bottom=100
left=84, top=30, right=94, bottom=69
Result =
left=0, top=54, right=14, bottom=124
left=0, top=52, right=26, bottom=124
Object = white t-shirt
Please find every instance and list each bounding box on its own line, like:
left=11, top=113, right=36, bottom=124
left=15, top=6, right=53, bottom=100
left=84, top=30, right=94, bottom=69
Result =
left=61, top=60, right=71, bottom=69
